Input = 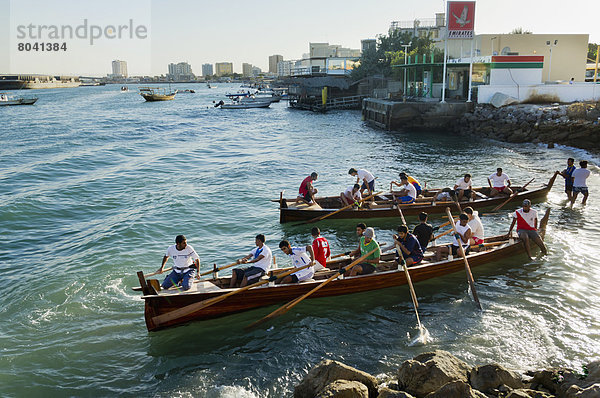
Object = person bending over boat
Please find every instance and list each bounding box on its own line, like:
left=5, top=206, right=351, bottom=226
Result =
left=413, top=212, right=435, bottom=250
left=454, top=173, right=476, bottom=201
left=229, top=234, right=272, bottom=288
left=435, top=214, right=472, bottom=261
left=487, top=168, right=513, bottom=197
left=347, top=227, right=381, bottom=276
left=392, top=175, right=417, bottom=204
left=557, top=158, right=576, bottom=201
left=508, top=199, right=547, bottom=260
left=311, top=227, right=331, bottom=271
left=463, top=207, right=484, bottom=248
left=277, top=240, right=315, bottom=284
left=340, top=184, right=362, bottom=207
left=349, top=168, right=375, bottom=198
left=298, top=172, right=319, bottom=204
left=157, top=235, right=200, bottom=291
left=393, top=225, right=423, bottom=267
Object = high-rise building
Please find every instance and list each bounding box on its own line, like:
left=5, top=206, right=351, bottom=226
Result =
left=111, top=60, right=128, bottom=78
left=268, top=54, right=283, bottom=73
left=251, top=66, right=262, bottom=77
left=277, top=60, right=293, bottom=77
left=215, top=62, right=233, bottom=76
left=202, top=63, right=213, bottom=76
left=167, top=62, right=194, bottom=81
left=361, top=39, right=377, bottom=52
left=242, top=63, right=253, bottom=77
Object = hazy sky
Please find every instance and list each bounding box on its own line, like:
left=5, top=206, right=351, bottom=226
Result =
left=1, top=0, right=598, bottom=76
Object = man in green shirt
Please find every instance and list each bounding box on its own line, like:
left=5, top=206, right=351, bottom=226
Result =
left=347, top=227, right=380, bottom=276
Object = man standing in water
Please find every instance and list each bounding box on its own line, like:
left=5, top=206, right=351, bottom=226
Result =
left=557, top=158, right=576, bottom=201
left=298, top=172, right=318, bottom=204
left=571, top=161, right=591, bottom=206
left=158, top=235, right=200, bottom=291
left=507, top=199, right=547, bottom=260
left=229, top=234, right=272, bottom=288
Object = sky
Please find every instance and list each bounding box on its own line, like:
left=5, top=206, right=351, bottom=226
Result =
left=1, top=0, right=599, bottom=76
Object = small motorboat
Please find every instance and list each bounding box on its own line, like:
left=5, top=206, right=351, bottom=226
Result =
left=217, top=97, right=272, bottom=109
left=0, top=93, right=38, bottom=106
left=120, top=86, right=129, bottom=92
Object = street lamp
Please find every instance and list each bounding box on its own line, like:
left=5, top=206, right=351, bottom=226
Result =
left=546, top=39, right=558, bottom=82
left=490, top=37, right=497, bottom=55
left=401, top=41, right=412, bottom=101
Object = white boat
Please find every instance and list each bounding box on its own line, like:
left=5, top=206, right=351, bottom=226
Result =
left=0, top=93, right=38, bottom=106
left=217, top=97, right=271, bottom=109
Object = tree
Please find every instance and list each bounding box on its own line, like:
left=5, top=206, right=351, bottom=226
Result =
left=588, top=43, right=599, bottom=62
left=509, top=27, right=532, bottom=34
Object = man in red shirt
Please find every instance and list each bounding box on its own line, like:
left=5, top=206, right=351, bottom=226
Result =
left=311, top=227, right=331, bottom=271
left=298, top=172, right=318, bottom=204
left=507, top=199, right=547, bottom=260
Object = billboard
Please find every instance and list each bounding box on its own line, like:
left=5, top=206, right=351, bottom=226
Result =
left=447, top=1, right=475, bottom=39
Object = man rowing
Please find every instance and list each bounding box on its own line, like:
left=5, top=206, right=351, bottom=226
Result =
left=507, top=199, right=547, bottom=260
left=488, top=167, right=513, bottom=197
left=311, top=227, right=331, bottom=271
left=349, top=168, right=375, bottom=197
left=435, top=214, right=472, bottom=261
left=229, top=234, right=273, bottom=288
left=347, top=227, right=381, bottom=276
left=393, top=225, right=424, bottom=267
left=413, top=212, right=434, bottom=250
left=277, top=240, right=315, bottom=284
left=463, top=207, right=484, bottom=247
left=340, top=184, right=362, bottom=207
left=298, top=172, right=318, bottom=204
left=454, top=173, right=476, bottom=201
left=391, top=174, right=417, bottom=204
left=157, top=234, right=200, bottom=291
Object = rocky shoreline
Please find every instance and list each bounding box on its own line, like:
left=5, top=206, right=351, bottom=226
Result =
left=452, top=102, right=600, bottom=151
left=294, top=350, right=599, bottom=398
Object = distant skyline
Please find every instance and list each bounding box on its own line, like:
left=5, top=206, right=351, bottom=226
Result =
left=1, top=0, right=599, bottom=76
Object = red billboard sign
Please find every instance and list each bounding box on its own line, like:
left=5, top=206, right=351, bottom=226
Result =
left=447, top=1, right=475, bottom=39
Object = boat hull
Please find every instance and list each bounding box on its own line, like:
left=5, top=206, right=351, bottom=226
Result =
left=221, top=101, right=271, bottom=109
left=141, top=93, right=176, bottom=101
left=279, top=175, right=556, bottom=223
left=0, top=98, right=38, bottom=106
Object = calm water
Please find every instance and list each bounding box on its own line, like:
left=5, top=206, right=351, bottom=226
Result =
left=1, top=84, right=599, bottom=397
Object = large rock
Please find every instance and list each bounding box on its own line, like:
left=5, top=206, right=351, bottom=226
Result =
left=397, top=351, right=470, bottom=397
left=423, top=381, right=487, bottom=398
left=506, top=389, right=555, bottom=398
left=377, top=387, right=416, bottom=398
left=295, top=360, right=378, bottom=398
left=316, top=380, right=369, bottom=398
left=469, top=363, right=525, bottom=393
left=490, top=92, right=519, bottom=108
left=565, top=383, right=600, bottom=398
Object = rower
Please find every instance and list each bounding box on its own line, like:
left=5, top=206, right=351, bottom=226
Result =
left=347, top=227, right=380, bottom=276
left=297, top=172, right=318, bottom=205
left=454, top=173, right=476, bottom=201
left=488, top=167, right=513, bottom=197
left=348, top=168, right=375, bottom=198
left=277, top=240, right=315, bottom=284
left=435, top=214, right=472, bottom=261
left=391, top=175, right=417, bottom=204
left=340, top=183, right=362, bottom=207
left=157, top=235, right=200, bottom=291
left=463, top=207, right=484, bottom=249
left=393, top=225, right=424, bottom=267
left=507, top=199, right=547, bottom=260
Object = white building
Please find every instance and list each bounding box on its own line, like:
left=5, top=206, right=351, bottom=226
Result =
left=111, top=60, right=128, bottom=78
left=242, top=63, right=253, bottom=77
left=202, top=63, right=213, bottom=77
left=167, top=62, right=194, bottom=81
left=277, top=60, right=293, bottom=77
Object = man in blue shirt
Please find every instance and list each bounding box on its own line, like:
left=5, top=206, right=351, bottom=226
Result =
left=394, top=225, right=424, bottom=266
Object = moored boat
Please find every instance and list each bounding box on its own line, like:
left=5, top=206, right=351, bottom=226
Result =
left=278, top=174, right=557, bottom=223
left=139, top=87, right=176, bottom=101
left=136, top=209, right=550, bottom=331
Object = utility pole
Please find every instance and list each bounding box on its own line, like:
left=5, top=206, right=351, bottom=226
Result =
left=401, top=42, right=411, bottom=101
left=546, top=39, right=558, bottom=82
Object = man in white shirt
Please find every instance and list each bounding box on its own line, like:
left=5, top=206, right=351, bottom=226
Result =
left=349, top=168, right=375, bottom=197
left=230, top=234, right=272, bottom=288
left=158, top=235, right=200, bottom=291
left=488, top=168, right=513, bottom=197
left=340, top=183, right=362, bottom=206
left=394, top=175, right=417, bottom=204
left=463, top=207, right=484, bottom=247
left=454, top=173, right=476, bottom=201
left=571, top=161, right=591, bottom=206
left=277, top=240, right=315, bottom=284
left=508, top=199, right=547, bottom=260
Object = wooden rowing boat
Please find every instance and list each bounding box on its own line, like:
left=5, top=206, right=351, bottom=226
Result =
left=136, top=209, right=550, bottom=331
left=277, top=174, right=557, bottom=223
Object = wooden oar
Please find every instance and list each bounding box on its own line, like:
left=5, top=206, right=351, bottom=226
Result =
left=433, top=228, right=454, bottom=241
left=301, top=191, right=383, bottom=224
left=397, top=207, right=424, bottom=336
left=436, top=217, right=459, bottom=230
left=491, top=178, right=535, bottom=212
left=245, top=248, right=378, bottom=329
left=151, top=262, right=315, bottom=328
left=445, top=207, right=482, bottom=310
left=198, top=261, right=238, bottom=277
left=144, top=267, right=171, bottom=278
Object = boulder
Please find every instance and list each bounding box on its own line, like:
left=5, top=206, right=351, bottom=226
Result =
left=397, top=351, right=470, bottom=397
left=423, top=381, right=487, bottom=398
left=565, top=383, right=600, bottom=398
left=295, top=360, right=378, bottom=398
left=469, top=363, right=525, bottom=393
left=316, top=380, right=369, bottom=398
left=490, top=92, right=519, bottom=108
left=506, top=389, right=555, bottom=398
left=377, top=387, right=416, bottom=398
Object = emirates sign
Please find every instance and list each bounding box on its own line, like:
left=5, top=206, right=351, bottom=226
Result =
left=447, top=1, right=476, bottom=39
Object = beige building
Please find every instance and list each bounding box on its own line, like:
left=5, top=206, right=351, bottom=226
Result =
left=443, top=34, right=589, bottom=82
left=268, top=55, right=283, bottom=73
left=242, top=63, right=253, bottom=77
left=215, top=62, right=233, bottom=76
